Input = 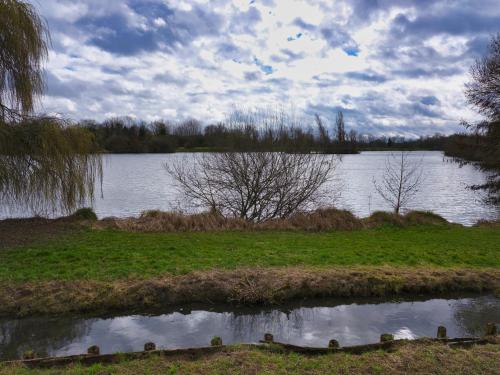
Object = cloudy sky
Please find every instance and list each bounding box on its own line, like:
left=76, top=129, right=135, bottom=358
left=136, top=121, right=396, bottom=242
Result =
left=32, top=0, right=500, bottom=137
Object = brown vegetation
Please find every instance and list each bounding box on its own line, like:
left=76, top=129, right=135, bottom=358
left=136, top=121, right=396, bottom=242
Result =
left=1, top=338, right=499, bottom=374
left=97, top=209, right=453, bottom=232
left=3, top=337, right=497, bottom=369
left=1, top=266, right=498, bottom=317
left=0, top=216, right=86, bottom=249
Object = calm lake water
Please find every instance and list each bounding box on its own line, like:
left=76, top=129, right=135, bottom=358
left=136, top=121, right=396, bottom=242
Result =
left=1, top=151, right=498, bottom=225
left=0, top=295, right=498, bottom=360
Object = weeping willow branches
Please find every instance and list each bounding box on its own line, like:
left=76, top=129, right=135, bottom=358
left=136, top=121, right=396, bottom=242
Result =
left=0, top=0, right=102, bottom=215
left=0, top=0, right=49, bottom=118
left=0, top=118, right=102, bottom=214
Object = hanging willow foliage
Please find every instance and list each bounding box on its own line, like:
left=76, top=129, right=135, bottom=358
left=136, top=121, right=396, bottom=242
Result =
left=0, top=0, right=48, bottom=117
left=0, top=118, right=102, bottom=215
left=0, top=0, right=102, bottom=215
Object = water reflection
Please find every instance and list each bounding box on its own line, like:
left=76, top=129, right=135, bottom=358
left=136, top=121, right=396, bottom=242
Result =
left=0, top=317, right=90, bottom=360
left=1, top=151, right=497, bottom=225
left=0, top=295, right=498, bottom=360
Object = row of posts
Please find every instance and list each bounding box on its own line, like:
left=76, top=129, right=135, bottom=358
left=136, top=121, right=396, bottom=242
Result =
left=22, top=323, right=498, bottom=359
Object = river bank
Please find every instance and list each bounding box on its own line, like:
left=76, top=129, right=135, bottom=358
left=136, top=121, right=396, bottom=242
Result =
left=0, top=210, right=499, bottom=317
left=1, top=338, right=499, bottom=374
left=2, top=266, right=499, bottom=317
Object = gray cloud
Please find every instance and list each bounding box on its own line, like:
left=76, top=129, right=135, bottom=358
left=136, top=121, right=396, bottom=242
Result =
left=31, top=0, right=500, bottom=136
left=76, top=2, right=224, bottom=55
left=292, top=17, right=316, bottom=31
left=244, top=71, right=261, bottom=81
left=229, top=6, right=261, bottom=34
left=270, top=48, right=306, bottom=63
left=345, top=71, right=387, bottom=83
left=320, top=26, right=359, bottom=55
left=390, top=10, right=500, bottom=40
left=420, top=96, right=440, bottom=106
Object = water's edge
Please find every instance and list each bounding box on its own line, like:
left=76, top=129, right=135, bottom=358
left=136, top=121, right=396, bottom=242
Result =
left=1, top=294, right=498, bottom=361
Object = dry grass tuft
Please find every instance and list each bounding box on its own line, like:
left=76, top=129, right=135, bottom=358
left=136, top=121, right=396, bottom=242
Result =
left=403, top=210, right=450, bottom=225
left=364, top=211, right=406, bottom=227
left=1, top=336, right=499, bottom=374
left=262, top=208, right=364, bottom=231
left=1, top=267, right=498, bottom=317
left=364, top=210, right=451, bottom=228
left=474, top=220, right=500, bottom=228
left=100, top=211, right=251, bottom=232
left=96, top=208, right=451, bottom=233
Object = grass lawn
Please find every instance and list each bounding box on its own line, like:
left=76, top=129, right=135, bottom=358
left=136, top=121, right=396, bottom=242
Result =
left=1, top=341, right=499, bottom=375
left=1, top=225, right=499, bottom=282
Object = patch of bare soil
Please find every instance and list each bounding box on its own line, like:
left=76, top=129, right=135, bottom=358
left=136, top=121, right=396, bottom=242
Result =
left=0, top=218, right=86, bottom=249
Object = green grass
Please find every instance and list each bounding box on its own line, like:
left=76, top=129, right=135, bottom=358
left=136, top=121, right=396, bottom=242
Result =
left=1, top=342, right=499, bottom=375
left=0, top=226, right=498, bottom=282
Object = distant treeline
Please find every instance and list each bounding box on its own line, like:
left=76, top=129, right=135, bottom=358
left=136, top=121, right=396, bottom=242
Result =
left=80, top=113, right=454, bottom=154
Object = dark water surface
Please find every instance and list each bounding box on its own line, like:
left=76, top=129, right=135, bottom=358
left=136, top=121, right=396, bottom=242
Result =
left=1, top=295, right=498, bottom=361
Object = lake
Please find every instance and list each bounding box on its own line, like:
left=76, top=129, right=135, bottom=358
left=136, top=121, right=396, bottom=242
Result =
left=1, top=151, right=498, bottom=225
left=0, top=295, right=498, bottom=360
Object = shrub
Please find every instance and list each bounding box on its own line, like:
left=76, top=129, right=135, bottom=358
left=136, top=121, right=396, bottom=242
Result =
left=69, top=207, right=98, bottom=221
left=404, top=211, right=448, bottom=225
left=365, top=211, right=405, bottom=227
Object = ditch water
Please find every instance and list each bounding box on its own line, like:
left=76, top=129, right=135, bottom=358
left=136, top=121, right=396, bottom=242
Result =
left=1, top=295, right=498, bottom=361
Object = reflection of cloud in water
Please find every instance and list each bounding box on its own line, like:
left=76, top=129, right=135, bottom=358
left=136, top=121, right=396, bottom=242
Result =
left=1, top=296, right=499, bottom=360
left=394, top=327, right=416, bottom=340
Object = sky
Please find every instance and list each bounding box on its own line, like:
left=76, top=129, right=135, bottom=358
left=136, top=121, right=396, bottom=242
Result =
left=31, top=0, right=500, bottom=137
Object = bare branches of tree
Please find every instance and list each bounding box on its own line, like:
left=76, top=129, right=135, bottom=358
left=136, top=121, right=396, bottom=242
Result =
left=166, top=151, right=338, bottom=222
left=465, top=33, right=500, bottom=123
left=335, top=111, right=346, bottom=144
left=373, top=152, right=424, bottom=214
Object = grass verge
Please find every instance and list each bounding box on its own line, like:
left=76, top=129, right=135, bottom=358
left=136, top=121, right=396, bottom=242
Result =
left=1, top=226, right=499, bottom=281
left=1, top=339, right=499, bottom=375
left=0, top=215, right=498, bottom=316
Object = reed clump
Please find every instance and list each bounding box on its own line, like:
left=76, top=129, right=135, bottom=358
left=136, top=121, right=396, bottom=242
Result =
left=97, top=209, right=451, bottom=232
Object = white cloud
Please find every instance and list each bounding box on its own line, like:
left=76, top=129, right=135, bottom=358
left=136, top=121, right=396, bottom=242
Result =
left=30, top=0, right=500, bottom=136
left=153, top=17, right=167, bottom=27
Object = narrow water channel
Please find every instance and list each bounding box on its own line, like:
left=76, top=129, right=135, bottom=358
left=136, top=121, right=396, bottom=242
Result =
left=1, top=295, right=498, bottom=361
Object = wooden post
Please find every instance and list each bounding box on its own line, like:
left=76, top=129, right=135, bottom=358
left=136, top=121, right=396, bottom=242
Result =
left=380, top=333, right=394, bottom=342
left=144, top=342, right=156, bottom=351
left=437, top=326, right=447, bottom=339
left=87, top=345, right=100, bottom=355
left=211, top=336, right=223, bottom=346
left=485, top=323, right=497, bottom=336
left=328, top=339, right=340, bottom=349
left=264, top=333, right=274, bottom=343
left=22, top=350, right=36, bottom=360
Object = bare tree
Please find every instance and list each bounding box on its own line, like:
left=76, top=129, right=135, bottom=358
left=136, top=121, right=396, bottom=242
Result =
left=166, top=151, right=337, bottom=222
left=463, top=33, right=500, bottom=204
left=465, top=33, right=500, bottom=122
left=335, top=111, right=346, bottom=144
left=315, top=114, right=330, bottom=147
left=373, top=152, right=423, bottom=214
left=174, top=119, right=202, bottom=136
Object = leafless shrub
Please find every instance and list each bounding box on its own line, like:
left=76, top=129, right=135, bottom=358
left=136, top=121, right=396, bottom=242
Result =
left=373, top=152, right=424, bottom=214
left=165, top=152, right=338, bottom=222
